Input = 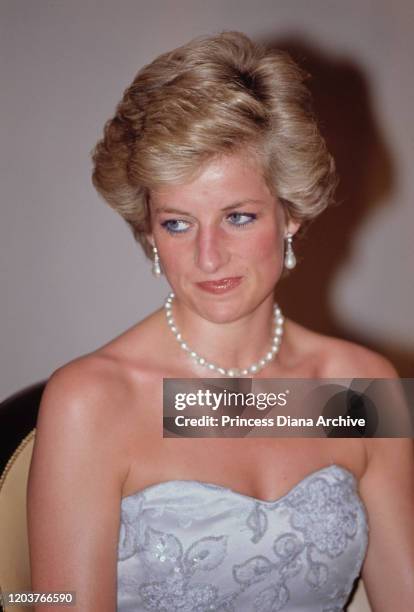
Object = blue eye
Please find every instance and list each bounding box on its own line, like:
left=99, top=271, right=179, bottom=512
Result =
left=227, top=212, right=257, bottom=227
left=161, top=219, right=190, bottom=234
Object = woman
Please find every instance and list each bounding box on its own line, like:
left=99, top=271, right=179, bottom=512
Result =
left=27, top=32, right=414, bottom=611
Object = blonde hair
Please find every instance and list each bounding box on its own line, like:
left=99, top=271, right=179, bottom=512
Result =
left=92, top=31, right=336, bottom=256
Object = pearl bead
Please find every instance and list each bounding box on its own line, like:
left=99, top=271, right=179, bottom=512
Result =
left=227, top=368, right=241, bottom=377
left=285, top=253, right=296, bottom=269
left=164, top=294, right=283, bottom=377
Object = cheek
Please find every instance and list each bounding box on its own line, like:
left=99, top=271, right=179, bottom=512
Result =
left=240, top=226, right=283, bottom=263
left=160, top=246, right=184, bottom=267
left=156, top=239, right=193, bottom=282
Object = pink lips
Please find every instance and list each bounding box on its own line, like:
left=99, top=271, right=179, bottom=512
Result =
left=196, top=277, right=243, bottom=294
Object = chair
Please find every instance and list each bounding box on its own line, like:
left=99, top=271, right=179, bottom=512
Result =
left=0, top=381, right=371, bottom=611
left=0, top=382, right=45, bottom=612
left=347, top=578, right=372, bottom=611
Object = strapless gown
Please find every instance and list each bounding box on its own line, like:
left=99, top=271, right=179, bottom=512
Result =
left=117, top=465, right=368, bottom=611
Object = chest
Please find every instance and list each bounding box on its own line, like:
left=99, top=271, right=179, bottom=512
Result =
left=123, top=413, right=366, bottom=502
left=122, top=370, right=366, bottom=501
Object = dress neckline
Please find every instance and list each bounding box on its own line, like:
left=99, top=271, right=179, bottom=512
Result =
left=121, top=464, right=358, bottom=507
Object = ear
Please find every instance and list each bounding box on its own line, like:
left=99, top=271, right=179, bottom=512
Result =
left=286, top=219, right=301, bottom=237
left=146, top=233, right=155, bottom=249
left=144, top=192, right=155, bottom=249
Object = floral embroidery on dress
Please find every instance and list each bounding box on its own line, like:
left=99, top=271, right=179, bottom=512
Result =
left=286, top=473, right=360, bottom=558
left=117, top=466, right=369, bottom=611
left=118, top=494, right=144, bottom=561
left=246, top=503, right=268, bottom=543
left=123, top=527, right=229, bottom=610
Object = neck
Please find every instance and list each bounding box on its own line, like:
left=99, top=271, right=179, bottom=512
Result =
left=166, top=293, right=282, bottom=375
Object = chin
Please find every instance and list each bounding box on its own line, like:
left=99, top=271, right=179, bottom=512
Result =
left=175, top=280, right=271, bottom=323
left=177, top=289, right=229, bottom=319
left=200, top=308, right=242, bottom=325
left=193, top=295, right=252, bottom=325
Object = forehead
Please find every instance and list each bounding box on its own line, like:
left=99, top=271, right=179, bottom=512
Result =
left=149, top=152, right=275, bottom=209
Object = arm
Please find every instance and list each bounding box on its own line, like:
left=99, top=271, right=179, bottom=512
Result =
left=359, top=438, right=414, bottom=611
left=324, top=344, right=414, bottom=608
left=27, top=357, right=131, bottom=611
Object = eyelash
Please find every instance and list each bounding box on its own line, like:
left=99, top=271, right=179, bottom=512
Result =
left=160, top=213, right=257, bottom=235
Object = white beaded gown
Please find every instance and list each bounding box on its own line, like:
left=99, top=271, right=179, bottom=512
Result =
left=117, top=465, right=368, bottom=611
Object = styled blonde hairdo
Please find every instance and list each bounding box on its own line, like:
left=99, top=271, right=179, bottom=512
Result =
left=92, top=31, right=337, bottom=257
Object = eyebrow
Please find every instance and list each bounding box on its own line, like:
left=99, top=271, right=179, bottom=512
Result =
left=153, top=199, right=265, bottom=215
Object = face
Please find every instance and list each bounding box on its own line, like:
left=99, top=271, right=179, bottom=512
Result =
left=148, top=152, right=299, bottom=324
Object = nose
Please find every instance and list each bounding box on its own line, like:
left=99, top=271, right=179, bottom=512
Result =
left=195, top=225, right=230, bottom=274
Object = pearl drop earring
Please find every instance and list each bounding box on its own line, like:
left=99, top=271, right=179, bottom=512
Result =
left=152, top=246, right=161, bottom=277
left=284, top=233, right=296, bottom=270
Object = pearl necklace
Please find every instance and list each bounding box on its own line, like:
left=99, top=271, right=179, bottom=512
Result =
left=164, top=292, right=284, bottom=377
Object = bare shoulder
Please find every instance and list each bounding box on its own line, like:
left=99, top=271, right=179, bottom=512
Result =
left=37, top=306, right=168, bottom=437
left=35, top=352, right=136, bottom=476
left=36, top=309, right=167, bottom=455
left=286, top=319, right=398, bottom=378
left=319, top=336, right=398, bottom=378
left=40, top=351, right=134, bottom=424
